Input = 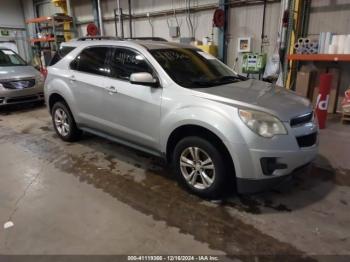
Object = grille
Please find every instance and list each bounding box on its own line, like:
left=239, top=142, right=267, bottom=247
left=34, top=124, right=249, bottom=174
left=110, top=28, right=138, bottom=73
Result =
left=290, top=112, right=313, bottom=127
left=1, top=79, right=36, bottom=89
left=296, top=132, right=317, bottom=147
left=7, top=95, right=38, bottom=103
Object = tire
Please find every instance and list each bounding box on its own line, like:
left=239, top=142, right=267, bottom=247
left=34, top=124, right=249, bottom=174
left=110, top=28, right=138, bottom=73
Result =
left=51, top=101, right=82, bottom=142
left=173, top=136, right=228, bottom=199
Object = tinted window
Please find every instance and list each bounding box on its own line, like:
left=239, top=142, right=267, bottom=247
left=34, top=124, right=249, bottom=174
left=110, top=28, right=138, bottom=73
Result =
left=150, top=48, right=242, bottom=88
left=49, top=46, right=75, bottom=66
left=109, top=48, right=153, bottom=80
left=71, top=47, right=110, bottom=76
left=0, top=49, right=26, bottom=66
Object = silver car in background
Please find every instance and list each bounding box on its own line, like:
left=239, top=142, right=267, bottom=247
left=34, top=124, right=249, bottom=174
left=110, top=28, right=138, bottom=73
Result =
left=45, top=39, right=318, bottom=198
left=0, top=48, right=44, bottom=106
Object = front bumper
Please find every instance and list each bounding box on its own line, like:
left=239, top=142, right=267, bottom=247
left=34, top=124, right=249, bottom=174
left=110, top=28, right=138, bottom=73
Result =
left=236, top=162, right=311, bottom=194
left=0, top=86, right=44, bottom=106
left=234, top=144, right=318, bottom=193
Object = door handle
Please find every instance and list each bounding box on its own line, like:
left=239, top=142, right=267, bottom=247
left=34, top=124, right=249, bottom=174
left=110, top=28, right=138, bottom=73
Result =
left=108, top=86, right=118, bottom=93
left=68, top=75, right=76, bottom=82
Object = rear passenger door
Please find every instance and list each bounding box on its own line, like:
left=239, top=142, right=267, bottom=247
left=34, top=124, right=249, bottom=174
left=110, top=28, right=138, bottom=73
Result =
left=102, top=47, right=162, bottom=151
left=69, top=46, right=112, bottom=129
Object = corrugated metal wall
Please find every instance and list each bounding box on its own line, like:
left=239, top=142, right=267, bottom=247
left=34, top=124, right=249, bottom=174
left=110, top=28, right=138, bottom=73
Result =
left=72, top=0, right=282, bottom=73
left=0, top=0, right=29, bottom=60
left=227, top=2, right=281, bottom=72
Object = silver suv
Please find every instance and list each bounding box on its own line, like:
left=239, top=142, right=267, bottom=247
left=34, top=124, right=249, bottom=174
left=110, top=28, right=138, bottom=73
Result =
left=45, top=39, right=318, bottom=198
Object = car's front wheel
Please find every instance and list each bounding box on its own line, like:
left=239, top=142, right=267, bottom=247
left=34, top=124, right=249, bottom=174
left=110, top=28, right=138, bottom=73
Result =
left=52, top=101, right=82, bottom=142
left=173, top=136, right=228, bottom=198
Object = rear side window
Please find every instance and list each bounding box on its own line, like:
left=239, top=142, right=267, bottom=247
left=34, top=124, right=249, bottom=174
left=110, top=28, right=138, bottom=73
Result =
left=109, top=48, right=153, bottom=80
left=70, top=47, right=110, bottom=76
left=49, top=46, right=75, bottom=66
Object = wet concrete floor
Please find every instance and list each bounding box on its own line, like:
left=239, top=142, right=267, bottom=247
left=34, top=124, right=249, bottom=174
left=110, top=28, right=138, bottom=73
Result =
left=0, top=104, right=349, bottom=260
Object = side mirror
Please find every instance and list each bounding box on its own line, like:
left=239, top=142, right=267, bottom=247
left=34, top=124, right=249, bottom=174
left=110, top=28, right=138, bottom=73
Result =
left=130, top=72, right=159, bottom=87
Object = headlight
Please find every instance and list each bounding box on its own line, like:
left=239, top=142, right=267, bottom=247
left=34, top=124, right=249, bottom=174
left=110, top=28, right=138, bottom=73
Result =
left=239, top=109, right=287, bottom=138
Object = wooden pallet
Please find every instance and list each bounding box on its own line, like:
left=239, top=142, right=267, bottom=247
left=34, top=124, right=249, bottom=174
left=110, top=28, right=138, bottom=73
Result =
left=342, top=111, right=350, bottom=124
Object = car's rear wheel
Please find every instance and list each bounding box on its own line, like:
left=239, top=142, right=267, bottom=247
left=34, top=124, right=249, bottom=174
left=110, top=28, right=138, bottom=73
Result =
left=52, top=102, right=82, bottom=142
left=173, top=136, right=228, bottom=198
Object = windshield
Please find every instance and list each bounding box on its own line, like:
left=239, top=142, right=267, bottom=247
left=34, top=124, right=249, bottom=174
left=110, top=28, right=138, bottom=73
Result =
left=150, top=48, right=246, bottom=88
left=0, top=49, right=27, bottom=67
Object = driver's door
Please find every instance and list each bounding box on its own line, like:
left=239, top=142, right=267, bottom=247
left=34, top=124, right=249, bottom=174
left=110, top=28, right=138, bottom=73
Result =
left=100, top=47, right=162, bottom=151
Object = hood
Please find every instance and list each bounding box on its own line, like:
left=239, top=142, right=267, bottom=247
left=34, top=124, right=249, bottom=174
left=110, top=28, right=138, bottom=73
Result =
left=0, top=66, right=40, bottom=80
left=194, top=79, right=312, bottom=121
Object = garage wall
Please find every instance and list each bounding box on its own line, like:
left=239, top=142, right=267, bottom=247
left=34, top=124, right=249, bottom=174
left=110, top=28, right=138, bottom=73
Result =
left=227, top=2, right=281, bottom=71
left=0, top=0, right=30, bottom=60
left=71, top=0, right=281, bottom=73
left=0, top=0, right=25, bottom=29
left=73, top=0, right=217, bottom=40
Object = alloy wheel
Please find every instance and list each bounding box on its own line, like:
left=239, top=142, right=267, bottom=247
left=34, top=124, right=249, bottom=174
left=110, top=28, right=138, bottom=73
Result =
left=179, top=147, right=216, bottom=190
left=54, top=108, right=70, bottom=136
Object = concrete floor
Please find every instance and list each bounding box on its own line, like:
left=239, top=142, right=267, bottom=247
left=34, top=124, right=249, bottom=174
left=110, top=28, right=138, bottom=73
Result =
left=0, top=104, right=349, bottom=259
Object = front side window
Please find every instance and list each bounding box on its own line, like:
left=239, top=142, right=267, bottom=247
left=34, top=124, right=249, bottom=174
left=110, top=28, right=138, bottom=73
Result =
left=150, top=48, right=245, bottom=88
left=109, top=48, right=153, bottom=80
left=70, top=47, right=110, bottom=76
left=0, top=49, right=27, bottom=66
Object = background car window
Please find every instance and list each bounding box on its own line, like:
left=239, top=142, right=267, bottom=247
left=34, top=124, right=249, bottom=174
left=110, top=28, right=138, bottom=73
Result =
left=109, top=48, right=153, bottom=80
left=0, top=49, right=27, bottom=66
left=49, top=46, right=76, bottom=66
left=71, top=47, right=110, bottom=76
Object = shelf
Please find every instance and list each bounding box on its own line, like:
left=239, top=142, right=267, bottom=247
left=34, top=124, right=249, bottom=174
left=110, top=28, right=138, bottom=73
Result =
left=26, top=15, right=73, bottom=24
left=26, top=16, right=52, bottom=24
left=30, top=37, right=55, bottom=43
left=288, top=54, right=350, bottom=62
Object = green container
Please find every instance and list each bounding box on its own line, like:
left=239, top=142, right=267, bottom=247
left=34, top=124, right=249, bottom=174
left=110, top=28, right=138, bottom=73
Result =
left=242, top=53, right=266, bottom=74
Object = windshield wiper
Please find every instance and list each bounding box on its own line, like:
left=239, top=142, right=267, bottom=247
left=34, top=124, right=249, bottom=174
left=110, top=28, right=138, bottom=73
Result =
left=192, top=75, right=243, bottom=87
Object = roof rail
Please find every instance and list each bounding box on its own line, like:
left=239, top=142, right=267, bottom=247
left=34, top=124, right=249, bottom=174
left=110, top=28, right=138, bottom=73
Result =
left=126, top=37, right=168, bottom=42
left=77, top=36, right=122, bottom=41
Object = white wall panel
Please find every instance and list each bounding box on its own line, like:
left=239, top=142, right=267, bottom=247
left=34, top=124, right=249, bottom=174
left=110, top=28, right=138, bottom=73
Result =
left=308, top=0, right=350, bottom=35
left=36, top=1, right=61, bottom=17
left=73, top=0, right=95, bottom=23
left=0, top=0, right=25, bottom=28
left=227, top=2, right=280, bottom=72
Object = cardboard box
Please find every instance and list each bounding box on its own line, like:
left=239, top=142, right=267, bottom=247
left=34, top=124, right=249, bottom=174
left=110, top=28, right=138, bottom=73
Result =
left=295, top=71, right=316, bottom=98
left=327, top=68, right=341, bottom=113
left=310, top=68, right=327, bottom=101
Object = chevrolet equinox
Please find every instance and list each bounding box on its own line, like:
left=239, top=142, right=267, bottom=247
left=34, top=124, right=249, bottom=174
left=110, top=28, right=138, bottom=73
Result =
left=45, top=39, right=318, bottom=198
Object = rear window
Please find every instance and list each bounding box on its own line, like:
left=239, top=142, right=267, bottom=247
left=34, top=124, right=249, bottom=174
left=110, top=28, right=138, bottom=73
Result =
left=49, top=46, right=76, bottom=66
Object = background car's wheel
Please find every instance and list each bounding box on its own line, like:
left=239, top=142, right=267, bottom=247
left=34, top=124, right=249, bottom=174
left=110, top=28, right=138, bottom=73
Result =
left=52, top=101, right=82, bottom=142
left=173, top=136, right=228, bottom=198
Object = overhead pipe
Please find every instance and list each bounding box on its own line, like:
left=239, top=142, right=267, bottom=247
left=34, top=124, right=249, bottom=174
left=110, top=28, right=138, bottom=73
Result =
left=66, top=0, right=72, bottom=16
left=77, top=0, right=280, bottom=25
left=128, top=0, right=132, bottom=38
left=97, top=0, right=104, bottom=36
left=260, top=0, right=267, bottom=52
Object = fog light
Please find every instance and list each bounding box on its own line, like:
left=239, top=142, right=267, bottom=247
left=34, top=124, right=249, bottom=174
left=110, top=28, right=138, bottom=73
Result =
left=260, top=157, right=287, bottom=175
